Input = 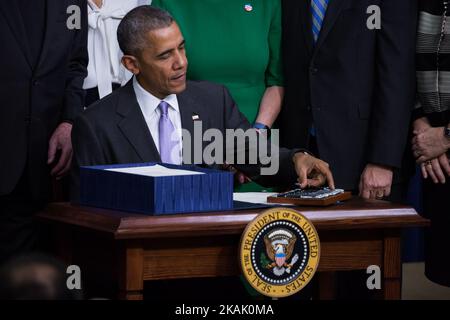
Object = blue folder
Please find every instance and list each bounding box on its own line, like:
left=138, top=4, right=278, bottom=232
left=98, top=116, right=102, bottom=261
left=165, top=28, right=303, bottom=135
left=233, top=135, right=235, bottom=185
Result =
left=79, top=162, right=234, bottom=215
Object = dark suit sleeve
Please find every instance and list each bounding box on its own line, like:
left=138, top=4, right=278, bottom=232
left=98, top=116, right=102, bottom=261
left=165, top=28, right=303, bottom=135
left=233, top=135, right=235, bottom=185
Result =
left=72, top=113, right=106, bottom=166
left=220, top=85, right=298, bottom=188
left=368, top=0, right=417, bottom=168
left=70, top=112, right=105, bottom=201
left=62, top=0, right=88, bottom=123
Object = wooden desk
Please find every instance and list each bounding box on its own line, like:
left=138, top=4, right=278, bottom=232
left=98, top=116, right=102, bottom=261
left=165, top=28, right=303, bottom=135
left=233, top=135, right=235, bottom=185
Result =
left=38, top=198, right=428, bottom=300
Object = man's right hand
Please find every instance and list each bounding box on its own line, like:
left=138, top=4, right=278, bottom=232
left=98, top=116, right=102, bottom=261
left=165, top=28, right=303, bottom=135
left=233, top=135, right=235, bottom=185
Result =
left=292, top=152, right=335, bottom=189
left=47, top=122, right=73, bottom=179
left=358, top=163, right=393, bottom=200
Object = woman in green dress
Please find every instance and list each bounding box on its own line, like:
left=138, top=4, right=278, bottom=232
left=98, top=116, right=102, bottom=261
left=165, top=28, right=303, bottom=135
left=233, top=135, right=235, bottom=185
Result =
left=151, top=0, right=284, bottom=191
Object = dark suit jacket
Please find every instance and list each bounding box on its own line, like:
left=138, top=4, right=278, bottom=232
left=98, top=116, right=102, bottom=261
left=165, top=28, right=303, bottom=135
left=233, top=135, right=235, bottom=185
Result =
left=0, top=0, right=88, bottom=199
left=72, top=80, right=299, bottom=199
left=280, top=0, right=417, bottom=190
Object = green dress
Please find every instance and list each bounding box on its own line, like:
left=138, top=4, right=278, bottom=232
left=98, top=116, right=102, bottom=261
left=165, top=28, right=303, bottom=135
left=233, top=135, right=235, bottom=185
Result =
left=152, top=0, right=284, bottom=192
left=151, top=0, right=284, bottom=123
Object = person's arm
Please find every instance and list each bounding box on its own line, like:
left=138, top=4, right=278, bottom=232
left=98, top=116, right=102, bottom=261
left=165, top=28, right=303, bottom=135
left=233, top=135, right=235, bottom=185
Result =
left=359, top=0, right=417, bottom=199
left=62, top=0, right=89, bottom=122
left=254, top=86, right=284, bottom=128
left=220, top=85, right=334, bottom=189
left=48, top=1, right=89, bottom=178
left=254, top=0, right=284, bottom=128
left=367, top=0, right=417, bottom=168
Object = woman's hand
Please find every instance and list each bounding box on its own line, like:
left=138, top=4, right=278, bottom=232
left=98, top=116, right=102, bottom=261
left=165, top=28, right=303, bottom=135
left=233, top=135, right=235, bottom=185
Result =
left=413, top=126, right=450, bottom=162
left=413, top=117, right=431, bottom=135
left=420, top=153, right=450, bottom=184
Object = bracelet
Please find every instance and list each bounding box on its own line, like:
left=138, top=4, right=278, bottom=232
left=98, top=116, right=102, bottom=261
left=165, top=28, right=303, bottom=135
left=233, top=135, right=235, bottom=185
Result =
left=253, top=122, right=270, bottom=130
left=253, top=122, right=271, bottom=137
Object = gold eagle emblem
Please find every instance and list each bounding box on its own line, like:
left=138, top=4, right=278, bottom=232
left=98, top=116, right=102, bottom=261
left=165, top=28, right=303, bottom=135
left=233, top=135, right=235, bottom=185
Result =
left=264, top=229, right=299, bottom=276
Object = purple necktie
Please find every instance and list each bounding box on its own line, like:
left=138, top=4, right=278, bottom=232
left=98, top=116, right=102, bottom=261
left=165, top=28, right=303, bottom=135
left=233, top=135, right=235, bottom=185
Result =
left=158, top=101, right=179, bottom=164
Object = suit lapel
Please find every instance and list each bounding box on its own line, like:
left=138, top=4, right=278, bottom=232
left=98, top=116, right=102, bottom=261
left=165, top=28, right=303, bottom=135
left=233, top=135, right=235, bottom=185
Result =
left=178, top=93, right=196, bottom=142
left=314, top=0, right=348, bottom=54
left=116, top=81, right=161, bottom=162
left=299, top=0, right=314, bottom=56
left=0, top=1, right=33, bottom=68
left=178, top=84, right=203, bottom=164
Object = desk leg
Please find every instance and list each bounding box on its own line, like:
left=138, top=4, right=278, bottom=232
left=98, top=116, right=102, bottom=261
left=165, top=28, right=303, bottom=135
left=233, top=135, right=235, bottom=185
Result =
left=383, top=232, right=401, bottom=300
left=118, top=244, right=144, bottom=300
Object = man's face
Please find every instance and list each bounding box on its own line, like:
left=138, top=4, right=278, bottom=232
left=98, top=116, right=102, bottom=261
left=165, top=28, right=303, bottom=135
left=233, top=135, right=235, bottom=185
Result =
left=131, top=22, right=188, bottom=99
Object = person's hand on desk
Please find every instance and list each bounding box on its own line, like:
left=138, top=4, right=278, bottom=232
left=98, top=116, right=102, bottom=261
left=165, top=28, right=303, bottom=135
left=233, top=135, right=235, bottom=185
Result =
left=358, top=163, right=393, bottom=200
left=292, top=152, right=335, bottom=189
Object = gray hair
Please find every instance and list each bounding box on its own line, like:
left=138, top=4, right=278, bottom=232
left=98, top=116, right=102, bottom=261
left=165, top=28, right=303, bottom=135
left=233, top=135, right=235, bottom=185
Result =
left=117, top=6, right=174, bottom=56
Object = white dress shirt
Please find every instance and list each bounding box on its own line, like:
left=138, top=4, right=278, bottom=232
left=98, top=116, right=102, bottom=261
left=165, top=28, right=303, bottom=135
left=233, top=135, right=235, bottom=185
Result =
left=83, top=0, right=142, bottom=98
left=133, top=77, right=183, bottom=164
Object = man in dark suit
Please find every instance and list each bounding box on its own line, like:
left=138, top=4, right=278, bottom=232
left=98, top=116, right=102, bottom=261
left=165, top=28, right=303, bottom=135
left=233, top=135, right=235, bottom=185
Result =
left=280, top=0, right=417, bottom=201
left=0, top=1, right=88, bottom=262
left=72, top=6, right=335, bottom=202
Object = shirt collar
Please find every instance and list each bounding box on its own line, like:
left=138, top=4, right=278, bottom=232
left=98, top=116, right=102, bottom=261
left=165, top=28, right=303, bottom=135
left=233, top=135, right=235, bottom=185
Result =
left=132, top=76, right=179, bottom=116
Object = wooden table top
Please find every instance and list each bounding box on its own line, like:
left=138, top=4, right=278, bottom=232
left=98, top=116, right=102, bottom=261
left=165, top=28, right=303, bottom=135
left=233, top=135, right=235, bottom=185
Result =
left=38, top=198, right=429, bottom=240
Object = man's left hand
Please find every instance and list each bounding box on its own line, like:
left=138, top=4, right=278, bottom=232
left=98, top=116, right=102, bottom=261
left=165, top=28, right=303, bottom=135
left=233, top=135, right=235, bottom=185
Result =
left=412, top=126, right=450, bottom=163
left=47, top=122, right=73, bottom=179
left=292, top=152, right=335, bottom=189
left=359, top=163, right=393, bottom=200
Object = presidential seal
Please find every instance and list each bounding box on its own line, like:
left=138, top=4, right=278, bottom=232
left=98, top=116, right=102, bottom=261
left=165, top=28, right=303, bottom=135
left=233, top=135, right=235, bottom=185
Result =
left=240, top=207, right=320, bottom=298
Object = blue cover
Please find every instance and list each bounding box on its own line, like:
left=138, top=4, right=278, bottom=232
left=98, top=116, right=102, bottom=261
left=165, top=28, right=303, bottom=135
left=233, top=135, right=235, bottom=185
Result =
left=79, top=163, right=233, bottom=215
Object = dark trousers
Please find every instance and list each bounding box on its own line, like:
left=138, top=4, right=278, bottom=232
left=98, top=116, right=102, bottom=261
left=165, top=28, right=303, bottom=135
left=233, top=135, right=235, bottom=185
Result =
left=423, top=178, right=450, bottom=287
left=0, top=173, right=45, bottom=264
